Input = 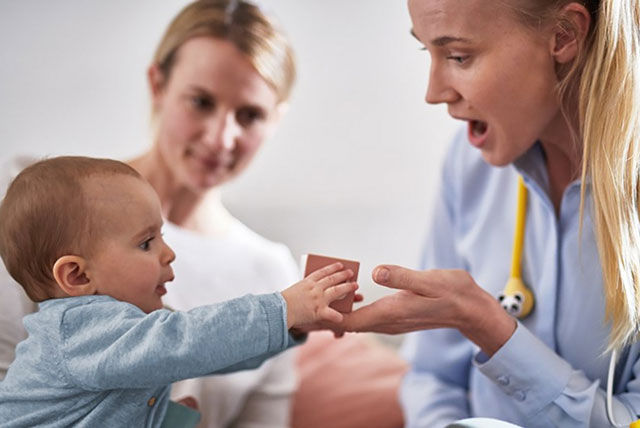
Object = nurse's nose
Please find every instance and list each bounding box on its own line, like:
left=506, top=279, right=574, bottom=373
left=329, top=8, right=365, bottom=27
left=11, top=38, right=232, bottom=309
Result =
left=202, top=111, right=239, bottom=152
left=425, top=63, right=460, bottom=105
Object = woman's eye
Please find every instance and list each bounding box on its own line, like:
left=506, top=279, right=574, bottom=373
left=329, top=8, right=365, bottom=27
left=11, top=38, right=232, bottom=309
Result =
left=447, top=55, right=469, bottom=65
left=191, top=95, right=214, bottom=112
left=139, top=238, right=154, bottom=251
left=236, top=107, right=265, bottom=128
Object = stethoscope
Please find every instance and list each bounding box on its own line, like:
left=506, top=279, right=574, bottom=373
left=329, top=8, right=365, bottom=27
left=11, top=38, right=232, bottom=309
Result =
left=501, top=176, right=640, bottom=427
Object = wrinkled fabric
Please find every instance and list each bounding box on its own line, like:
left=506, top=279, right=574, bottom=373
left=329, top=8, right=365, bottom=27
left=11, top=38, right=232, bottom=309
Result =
left=0, top=293, right=301, bottom=427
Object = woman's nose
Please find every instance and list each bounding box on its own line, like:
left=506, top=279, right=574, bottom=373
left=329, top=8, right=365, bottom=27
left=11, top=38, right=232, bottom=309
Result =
left=202, top=112, right=238, bottom=152
left=425, top=64, right=459, bottom=105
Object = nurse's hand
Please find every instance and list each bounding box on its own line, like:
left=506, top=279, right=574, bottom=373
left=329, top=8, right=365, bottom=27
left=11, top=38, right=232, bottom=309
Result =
left=342, top=265, right=516, bottom=356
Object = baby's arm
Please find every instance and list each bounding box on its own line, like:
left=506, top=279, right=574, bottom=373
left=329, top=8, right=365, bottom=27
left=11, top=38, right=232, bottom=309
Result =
left=280, top=262, right=358, bottom=330
left=59, top=294, right=300, bottom=390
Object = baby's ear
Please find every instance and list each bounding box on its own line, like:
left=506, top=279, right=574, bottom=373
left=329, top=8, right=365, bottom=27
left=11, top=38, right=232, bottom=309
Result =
left=52, top=255, right=95, bottom=296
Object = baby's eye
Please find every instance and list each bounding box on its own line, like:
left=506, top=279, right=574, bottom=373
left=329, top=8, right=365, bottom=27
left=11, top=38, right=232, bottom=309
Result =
left=139, top=237, right=154, bottom=251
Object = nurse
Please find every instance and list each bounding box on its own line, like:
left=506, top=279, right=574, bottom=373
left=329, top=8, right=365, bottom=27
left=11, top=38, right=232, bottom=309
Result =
left=344, top=0, right=640, bottom=426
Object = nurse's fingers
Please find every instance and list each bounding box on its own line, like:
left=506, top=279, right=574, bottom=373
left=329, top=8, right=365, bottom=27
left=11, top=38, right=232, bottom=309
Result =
left=371, top=265, right=428, bottom=293
left=371, top=265, right=469, bottom=296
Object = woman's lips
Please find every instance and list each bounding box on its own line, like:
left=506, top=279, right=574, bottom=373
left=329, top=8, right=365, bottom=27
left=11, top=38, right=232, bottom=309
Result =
left=468, top=120, right=489, bottom=148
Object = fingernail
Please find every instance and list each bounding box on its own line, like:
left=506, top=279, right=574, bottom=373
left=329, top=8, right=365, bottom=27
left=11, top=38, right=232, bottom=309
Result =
left=375, top=267, right=389, bottom=283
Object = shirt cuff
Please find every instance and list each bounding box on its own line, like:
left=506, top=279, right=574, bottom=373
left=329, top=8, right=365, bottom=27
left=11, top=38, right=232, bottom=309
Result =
left=473, top=322, right=573, bottom=416
left=258, top=292, right=292, bottom=353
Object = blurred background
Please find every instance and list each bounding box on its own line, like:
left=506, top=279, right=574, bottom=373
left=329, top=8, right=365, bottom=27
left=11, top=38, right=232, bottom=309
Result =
left=0, top=0, right=459, bottom=303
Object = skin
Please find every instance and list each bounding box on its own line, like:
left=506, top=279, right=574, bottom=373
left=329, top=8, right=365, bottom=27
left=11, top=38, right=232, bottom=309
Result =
left=129, top=37, right=285, bottom=233
left=84, top=177, right=176, bottom=313
left=343, top=0, right=591, bottom=356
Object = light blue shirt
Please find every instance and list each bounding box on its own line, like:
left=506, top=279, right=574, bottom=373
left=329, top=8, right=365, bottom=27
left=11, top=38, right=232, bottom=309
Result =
left=0, top=293, right=301, bottom=427
left=400, top=130, right=640, bottom=427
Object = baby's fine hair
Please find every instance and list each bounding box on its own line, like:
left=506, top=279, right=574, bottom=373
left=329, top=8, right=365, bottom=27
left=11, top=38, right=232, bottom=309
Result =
left=0, top=156, right=141, bottom=301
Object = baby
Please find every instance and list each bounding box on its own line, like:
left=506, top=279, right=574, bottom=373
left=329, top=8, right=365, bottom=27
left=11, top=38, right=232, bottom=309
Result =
left=0, top=156, right=356, bottom=427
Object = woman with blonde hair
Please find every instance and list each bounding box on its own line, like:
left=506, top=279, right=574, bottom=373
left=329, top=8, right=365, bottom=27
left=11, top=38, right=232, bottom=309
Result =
left=343, top=0, right=640, bottom=426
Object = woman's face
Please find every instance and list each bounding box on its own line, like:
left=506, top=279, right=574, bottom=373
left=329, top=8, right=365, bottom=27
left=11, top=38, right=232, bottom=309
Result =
left=150, top=37, right=282, bottom=192
left=409, top=0, right=564, bottom=166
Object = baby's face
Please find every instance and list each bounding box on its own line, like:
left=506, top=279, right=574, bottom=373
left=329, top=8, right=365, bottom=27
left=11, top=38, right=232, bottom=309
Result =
left=84, top=175, right=175, bottom=313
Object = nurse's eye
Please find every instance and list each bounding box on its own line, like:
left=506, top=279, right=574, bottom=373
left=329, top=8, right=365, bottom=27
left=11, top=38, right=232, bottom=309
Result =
left=447, top=55, right=470, bottom=65
left=236, top=107, right=265, bottom=128
left=191, top=94, right=215, bottom=112
left=139, top=237, right=154, bottom=251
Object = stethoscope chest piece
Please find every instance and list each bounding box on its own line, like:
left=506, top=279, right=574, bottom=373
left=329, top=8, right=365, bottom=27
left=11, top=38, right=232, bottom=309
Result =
left=499, top=277, right=534, bottom=319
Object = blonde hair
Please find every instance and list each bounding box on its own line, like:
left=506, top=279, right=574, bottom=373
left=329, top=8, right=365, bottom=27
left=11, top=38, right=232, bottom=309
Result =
left=514, top=0, right=640, bottom=349
left=0, top=157, right=141, bottom=302
left=152, top=0, right=296, bottom=103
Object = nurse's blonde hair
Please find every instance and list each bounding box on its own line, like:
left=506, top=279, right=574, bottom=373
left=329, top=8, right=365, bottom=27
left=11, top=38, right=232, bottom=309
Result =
left=152, top=0, right=296, bottom=103
left=515, top=0, right=640, bottom=349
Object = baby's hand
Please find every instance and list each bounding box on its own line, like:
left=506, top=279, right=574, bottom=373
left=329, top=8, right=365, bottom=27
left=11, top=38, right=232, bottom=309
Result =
left=281, top=262, right=358, bottom=329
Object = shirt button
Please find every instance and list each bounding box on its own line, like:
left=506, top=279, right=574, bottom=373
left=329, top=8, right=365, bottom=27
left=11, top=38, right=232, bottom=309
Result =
left=148, top=397, right=156, bottom=407
left=498, top=376, right=510, bottom=386
left=514, top=390, right=526, bottom=402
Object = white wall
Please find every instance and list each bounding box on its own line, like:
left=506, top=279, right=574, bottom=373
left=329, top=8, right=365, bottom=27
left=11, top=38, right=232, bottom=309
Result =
left=0, top=0, right=459, bottom=301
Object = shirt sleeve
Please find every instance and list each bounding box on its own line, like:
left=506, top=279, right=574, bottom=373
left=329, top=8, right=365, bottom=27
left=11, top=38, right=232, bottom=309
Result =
left=400, top=134, right=475, bottom=427
left=59, top=293, right=302, bottom=391
left=475, top=323, right=640, bottom=427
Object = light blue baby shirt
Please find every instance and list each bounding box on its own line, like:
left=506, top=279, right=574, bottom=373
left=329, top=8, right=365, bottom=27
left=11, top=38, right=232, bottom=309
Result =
left=400, top=130, right=640, bottom=427
left=0, top=292, right=301, bottom=427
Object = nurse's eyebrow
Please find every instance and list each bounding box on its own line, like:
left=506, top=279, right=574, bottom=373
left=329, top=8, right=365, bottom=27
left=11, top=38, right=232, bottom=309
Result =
left=409, top=29, right=471, bottom=46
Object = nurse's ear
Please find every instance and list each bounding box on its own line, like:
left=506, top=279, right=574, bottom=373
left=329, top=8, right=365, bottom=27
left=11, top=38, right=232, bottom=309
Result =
left=550, top=2, right=592, bottom=64
left=52, top=255, right=96, bottom=297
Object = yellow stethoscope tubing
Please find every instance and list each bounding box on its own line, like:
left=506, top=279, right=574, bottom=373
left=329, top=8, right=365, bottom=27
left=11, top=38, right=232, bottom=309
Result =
left=511, top=176, right=527, bottom=279
left=511, top=177, right=636, bottom=426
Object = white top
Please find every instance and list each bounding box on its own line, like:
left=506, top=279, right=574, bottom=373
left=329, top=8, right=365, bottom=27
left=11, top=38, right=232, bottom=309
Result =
left=0, top=155, right=300, bottom=428
left=162, top=220, right=300, bottom=428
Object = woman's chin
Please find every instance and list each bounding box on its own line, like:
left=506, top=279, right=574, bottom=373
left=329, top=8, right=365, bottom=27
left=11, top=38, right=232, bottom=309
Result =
left=188, top=172, right=230, bottom=192
left=479, top=149, right=513, bottom=167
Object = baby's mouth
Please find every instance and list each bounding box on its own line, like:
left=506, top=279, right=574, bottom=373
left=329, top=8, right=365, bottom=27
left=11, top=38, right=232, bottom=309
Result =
left=156, top=284, right=167, bottom=296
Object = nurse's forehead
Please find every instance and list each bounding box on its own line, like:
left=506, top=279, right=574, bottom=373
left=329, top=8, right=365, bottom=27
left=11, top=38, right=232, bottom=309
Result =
left=408, top=0, right=515, bottom=43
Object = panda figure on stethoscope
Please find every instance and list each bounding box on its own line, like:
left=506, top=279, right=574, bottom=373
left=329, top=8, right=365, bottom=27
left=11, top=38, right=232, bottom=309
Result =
left=498, top=277, right=534, bottom=320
